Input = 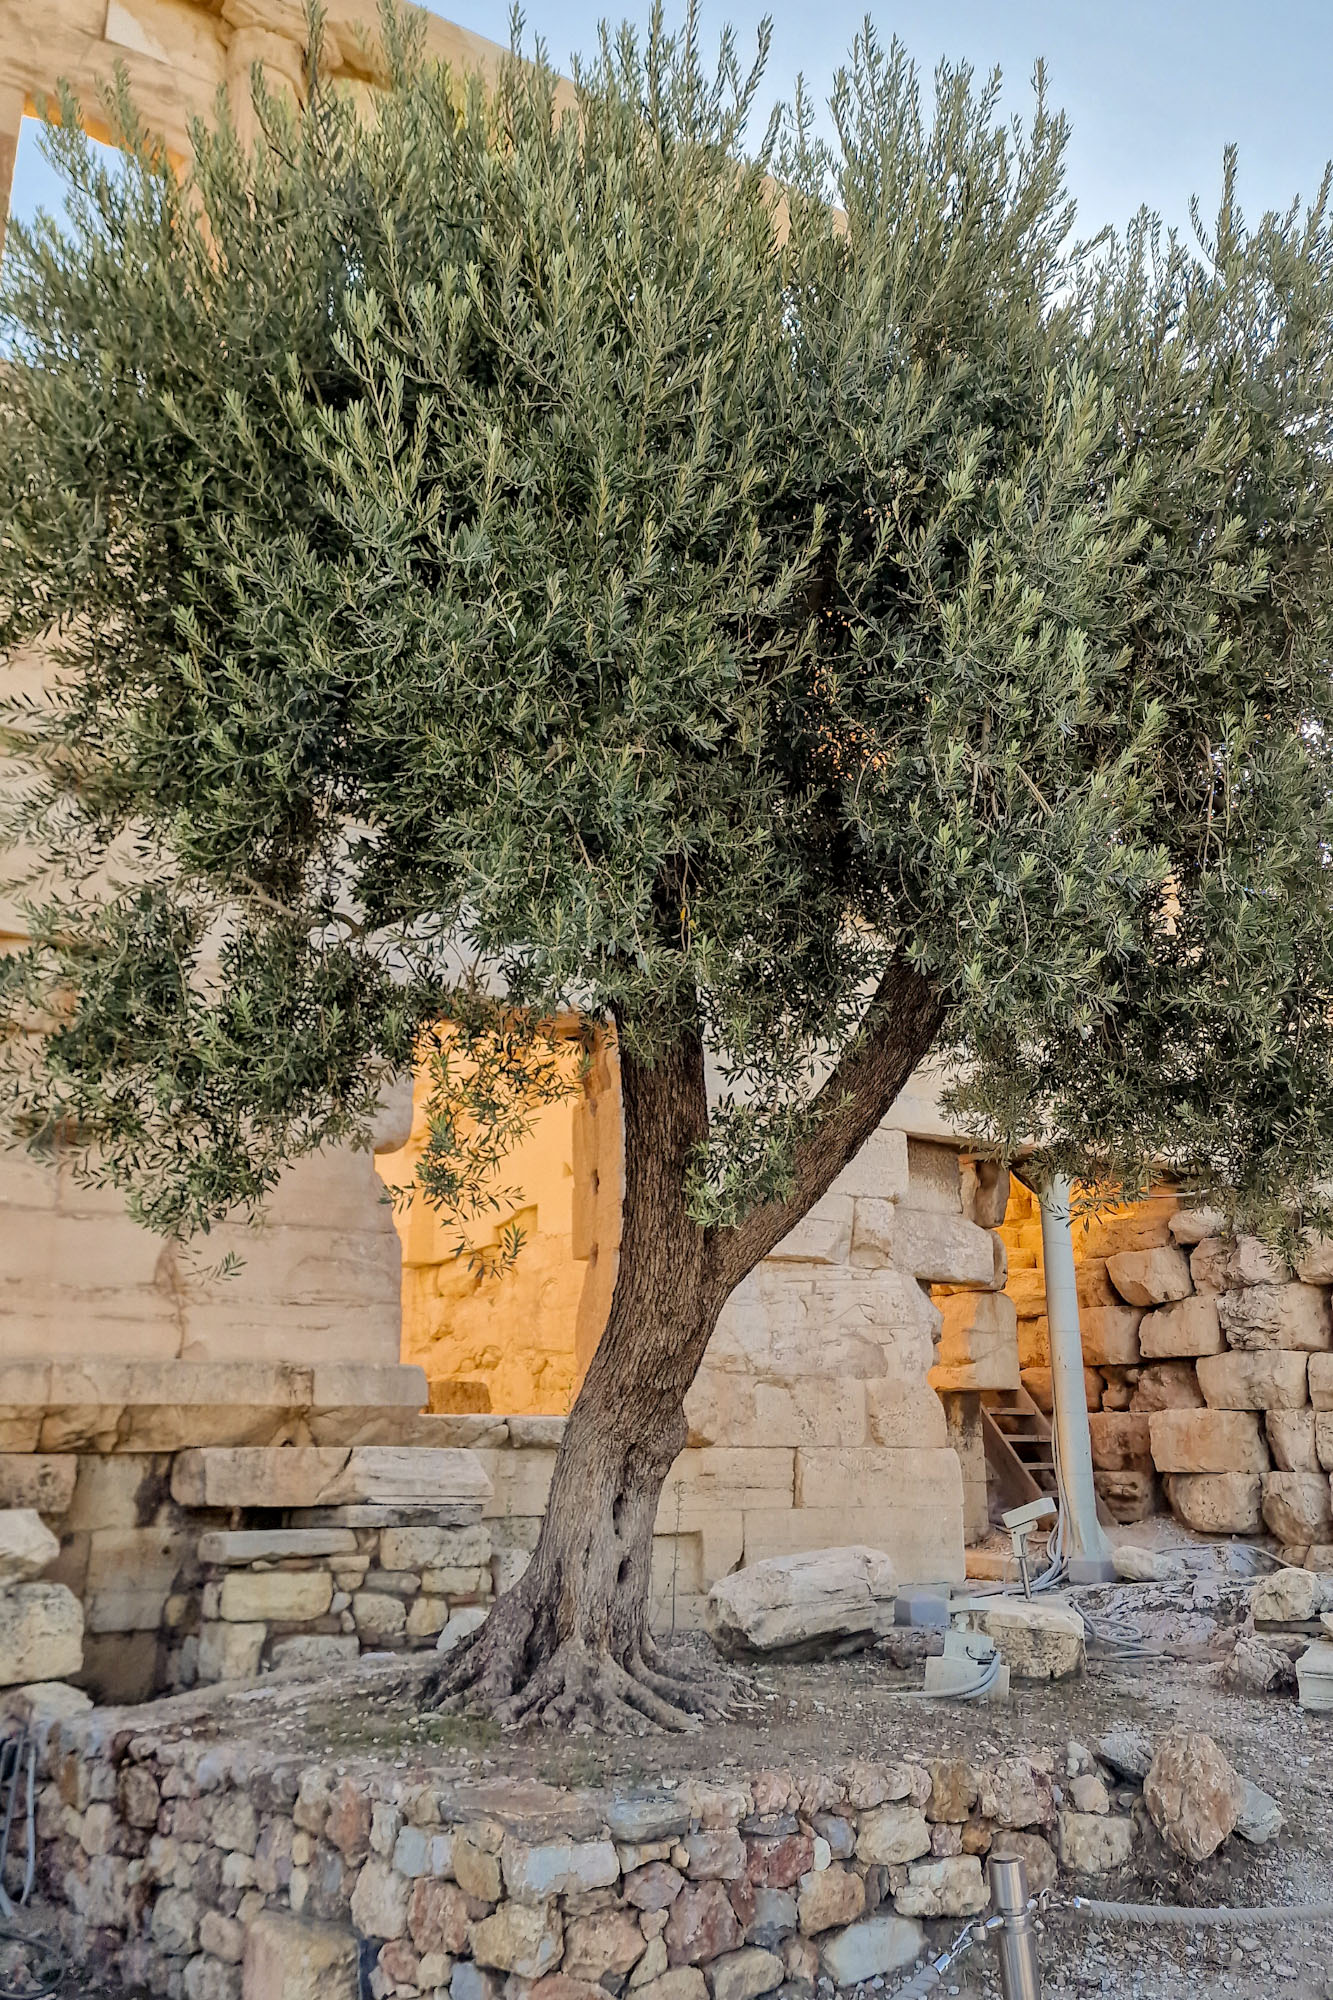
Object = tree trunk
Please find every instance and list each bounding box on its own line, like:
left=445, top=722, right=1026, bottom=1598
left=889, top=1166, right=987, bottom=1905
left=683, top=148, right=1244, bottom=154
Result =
left=435, top=963, right=944, bottom=1728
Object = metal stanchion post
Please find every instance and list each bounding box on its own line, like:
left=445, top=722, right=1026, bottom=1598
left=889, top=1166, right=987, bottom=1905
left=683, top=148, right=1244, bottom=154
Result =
left=988, top=1856, right=1041, bottom=2000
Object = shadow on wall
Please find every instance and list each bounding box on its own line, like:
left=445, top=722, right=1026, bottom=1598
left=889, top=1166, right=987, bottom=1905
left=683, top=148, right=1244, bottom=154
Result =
left=375, top=1033, right=622, bottom=1416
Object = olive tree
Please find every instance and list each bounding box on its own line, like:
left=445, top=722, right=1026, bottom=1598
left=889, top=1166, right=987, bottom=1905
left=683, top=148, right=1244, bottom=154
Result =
left=5, top=7, right=1333, bottom=1726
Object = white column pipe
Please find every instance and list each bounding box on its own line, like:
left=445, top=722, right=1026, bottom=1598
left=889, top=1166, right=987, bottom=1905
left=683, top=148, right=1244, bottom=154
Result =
left=1038, top=1174, right=1116, bottom=1582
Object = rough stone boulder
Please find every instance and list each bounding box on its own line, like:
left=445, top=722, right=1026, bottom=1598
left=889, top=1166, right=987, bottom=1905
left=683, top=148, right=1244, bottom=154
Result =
left=1148, top=1409, right=1268, bottom=1475
left=953, top=1598, right=1085, bottom=1680
left=1163, top=1473, right=1263, bottom=1535
left=1266, top=1411, right=1320, bottom=1471
left=1252, top=1565, right=1330, bottom=1625
left=705, top=1547, right=896, bottom=1657
left=1105, top=1246, right=1192, bottom=1308
left=1130, top=1363, right=1207, bottom=1413
left=1143, top=1732, right=1243, bottom=1861
left=1111, top=1545, right=1176, bottom=1583
left=0, top=1582, right=83, bottom=1687
left=1262, top=1472, right=1333, bottom=1547
left=0, top=1509, right=60, bottom=1585
left=1137, top=1296, right=1224, bottom=1359
left=1217, top=1283, right=1331, bottom=1353
left=1196, top=1352, right=1308, bottom=1411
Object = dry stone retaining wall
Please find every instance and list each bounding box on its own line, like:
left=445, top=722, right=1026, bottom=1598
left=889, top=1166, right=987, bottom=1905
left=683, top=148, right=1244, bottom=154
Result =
left=25, top=1698, right=1163, bottom=2000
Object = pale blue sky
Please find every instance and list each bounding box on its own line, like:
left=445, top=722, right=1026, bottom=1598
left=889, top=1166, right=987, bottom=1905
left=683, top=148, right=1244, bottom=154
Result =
left=9, top=2, right=1333, bottom=243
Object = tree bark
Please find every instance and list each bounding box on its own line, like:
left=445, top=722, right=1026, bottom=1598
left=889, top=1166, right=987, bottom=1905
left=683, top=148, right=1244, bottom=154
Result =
left=435, top=960, right=945, bottom=1729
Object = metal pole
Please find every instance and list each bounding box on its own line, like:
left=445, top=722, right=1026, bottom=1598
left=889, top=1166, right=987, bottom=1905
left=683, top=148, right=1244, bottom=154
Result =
left=1038, top=1174, right=1116, bottom=1583
left=988, top=1857, right=1042, bottom=2000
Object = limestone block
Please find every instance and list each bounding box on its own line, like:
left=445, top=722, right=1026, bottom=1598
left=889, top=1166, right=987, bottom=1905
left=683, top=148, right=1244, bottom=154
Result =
left=705, top=1546, right=897, bottom=1655
left=1021, top=1367, right=1104, bottom=1415
left=894, top=1856, right=987, bottom=1919
left=953, top=1598, right=1085, bottom=1680
left=825, top=1126, right=910, bottom=1203
left=818, top=1916, right=924, bottom=1986
left=964, top=1162, right=1011, bottom=1232
left=198, top=1621, right=266, bottom=1683
left=83, top=1527, right=188, bottom=1634
left=1317, top=1417, right=1333, bottom=1471
left=685, top=1376, right=868, bottom=1452
left=794, top=1446, right=963, bottom=1513
left=1218, top=1284, right=1331, bottom=1353
left=502, top=1836, right=620, bottom=1902
left=1296, top=1234, right=1333, bottom=1284
left=865, top=1383, right=948, bottom=1448
left=1306, top=1355, right=1333, bottom=1410
left=658, top=1450, right=795, bottom=1515
left=1094, top=1470, right=1160, bottom=1524
left=1267, top=1411, right=1320, bottom=1472
left=1072, top=1198, right=1177, bottom=1259
left=270, top=1634, right=361, bottom=1670
left=1191, top=1236, right=1289, bottom=1291
left=472, top=1903, right=563, bottom=1977
left=1007, top=1269, right=1048, bottom=1320
left=1105, top=1246, right=1192, bottom=1308
left=0, top=1510, right=59, bottom=1583
left=1164, top=1473, right=1263, bottom=1534
left=1057, top=1813, right=1133, bottom=1875
left=930, top=1291, right=1019, bottom=1393
left=476, top=1446, right=558, bottom=1519
left=1196, top=1352, right=1309, bottom=1410
left=63, top=1454, right=173, bottom=1533
left=0, top=1457, right=77, bottom=1517
left=0, top=1582, right=83, bottom=1686
left=1262, top=1472, right=1333, bottom=1545
left=1138, top=1296, right=1224, bottom=1360
left=1148, top=1410, right=1268, bottom=1475
left=1129, top=1363, right=1206, bottom=1413
left=769, top=1197, right=853, bottom=1265
left=1088, top=1414, right=1152, bottom=1473
left=1077, top=1307, right=1143, bottom=1368
left=243, top=1911, right=359, bottom=2000
left=902, top=1139, right=965, bottom=1213
left=849, top=1198, right=895, bottom=1267
left=172, top=1445, right=490, bottom=1510
left=197, top=1529, right=358, bottom=1565
left=1168, top=1207, right=1224, bottom=1247
left=219, top=1570, right=332, bottom=1623
left=309, top=1364, right=428, bottom=1409
left=893, top=1211, right=995, bottom=1287
left=741, top=1491, right=965, bottom=1586
left=854, top=1804, right=931, bottom=1865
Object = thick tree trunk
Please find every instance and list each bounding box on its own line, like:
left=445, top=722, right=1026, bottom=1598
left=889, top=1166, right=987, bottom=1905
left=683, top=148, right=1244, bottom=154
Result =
left=435, top=964, right=944, bottom=1728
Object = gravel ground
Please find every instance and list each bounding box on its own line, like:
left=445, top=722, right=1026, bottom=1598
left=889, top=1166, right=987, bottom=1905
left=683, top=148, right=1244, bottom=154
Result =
left=8, top=1536, right=1333, bottom=1999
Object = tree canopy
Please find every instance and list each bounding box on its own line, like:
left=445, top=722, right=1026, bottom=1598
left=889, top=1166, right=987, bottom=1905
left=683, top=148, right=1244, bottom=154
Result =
left=4, top=6, right=1333, bottom=1245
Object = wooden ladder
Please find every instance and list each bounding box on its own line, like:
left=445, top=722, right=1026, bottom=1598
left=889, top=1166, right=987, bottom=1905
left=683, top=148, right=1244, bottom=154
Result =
left=981, top=1386, right=1058, bottom=1512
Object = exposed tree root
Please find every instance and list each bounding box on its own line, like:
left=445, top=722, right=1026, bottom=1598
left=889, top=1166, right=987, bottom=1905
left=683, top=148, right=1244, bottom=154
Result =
left=426, top=1589, right=735, bottom=1733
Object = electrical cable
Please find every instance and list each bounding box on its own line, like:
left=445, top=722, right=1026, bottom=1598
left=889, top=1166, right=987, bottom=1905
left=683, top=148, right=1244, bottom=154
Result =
left=0, top=1729, right=61, bottom=2000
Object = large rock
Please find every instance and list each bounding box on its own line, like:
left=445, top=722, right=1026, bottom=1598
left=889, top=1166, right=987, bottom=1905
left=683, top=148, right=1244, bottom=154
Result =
left=953, top=1598, right=1084, bottom=1680
left=0, top=1457, right=78, bottom=1516
left=172, top=1445, right=490, bottom=1510
left=1168, top=1207, right=1225, bottom=1247
left=854, top=1805, right=931, bottom=1866
left=894, top=1857, right=986, bottom=1918
left=1138, top=1296, right=1224, bottom=1359
left=1196, top=1352, right=1308, bottom=1410
left=1217, top=1284, right=1331, bottom=1353
left=219, top=1571, right=332, bottom=1623
left=1088, top=1414, right=1152, bottom=1472
left=1252, top=1566, right=1328, bottom=1624
left=472, top=1903, right=564, bottom=1977
left=1106, top=1247, right=1192, bottom=1308
left=1148, top=1409, right=1268, bottom=1475
left=1262, top=1472, right=1333, bottom=1545
left=796, top=1865, right=864, bottom=1935
left=0, top=1509, right=59, bottom=1584
left=1310, top=1355, right=1333, bottom=1411
left=242, top=1913, right=359, bottom=2000
left=1094, top=1470, right=1160, bottom=1524
left=706, top=1948, right=783, bottom=2000
left=1295, top=1235, right=1333, bottom=1284
left=0, top=1582, right=83, bottom=1686
left=1267, top=1411, right=1321, bottom=1471
left=931, top=1291, right=1020, bottom=1393
left=1191, top=1236, right=1289, bottom=1291
left=1130, top=1363, right=1207, bottom=1413
left=1056, top=1813, right=1133, bottom=1874
left=1164, top=1473, right=1263, bottom=1535
left=1143, top=1732, right=1242, bottom=1861
left=818, top=1916, right=923, bottom=1987
left=705, top=1547, right=895, bottom=1657
left=503, top=1838, right=620, bottom=1902
left=1077, top=1307, right=1144, bottom=1368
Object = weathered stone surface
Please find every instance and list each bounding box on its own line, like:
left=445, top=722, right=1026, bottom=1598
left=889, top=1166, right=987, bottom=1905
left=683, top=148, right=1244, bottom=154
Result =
left=625, top=1863, right=685, bottom=1911
left=634, top=1973, right=708, bottom=2000
left=954, top=1599, right=1084, bottom=1680
left=172, top=1444, right=490, bottom=1509
left=1111, top=1545, right=1176, bottom=1583
left=1148, top=1409, right=1268, bottom=1475
left=503, top=1837, right=620, bottom=1902
left=407, top=1879, right=470, bottom=1956
left=218, top=1571, right=332, bottom=1624
left=893, top=1211, right=995, bottom=1286
left=1129, top=1363, right=1206, bottom=1413
left=1252, top=1565, right=1327, bottom=1624
left=1196, top=1352, right=1308, bottom=1410
left=1022, top=1366, right=1105, bottom=1414
left=1227, top=1633, right=1298, bottom=1692
left=1137, top=1296, right=1223, bottom=1360
left=564, top=1910, right=649, bottom=1981
left=437, top=1605, right=490, bottom=1655
left=930, top=1292, right=1019, bottom=1394
left=0, top=1456, right=77, bottom=1516
left=1077, top=1307, right=1144, bottom=1368
left=818, top=1915, right=923, bottom=1987
left=1191, top=1236, right=1289, bottom=1291
left=1164, top=1472, right=1263, bottom=1534
left=705, top=1947, right=783, bottom=2000
left=853, top=1805, right=931, bottom=1866
left=472, top=1903, right=563, bottom=1977
left=796, top=1865, right=864, bottom=1935
left=1169, top=1207, right=1224, bottom=1247
left=0, top=1581, right=82, bottom=1686
left=975, top=1759, right=1055, bottom=1830
left=350, top=1857, right=409, bottom=1939
left=0, top=1509, right=59, bottom=1585
left=1310, top=1355, right=1333, bottom=1411
left=1295, top=1235, right=1333, bottom=1284
left=1218, top=1284, right=1331, bottom=1353
left=1094, top=1726, right=1153, bottom=1780
left=1266, top=1410, right=1320, bottom=1471
left=1088, top=1414, right=1152, bottom=1472
left=196, top=1529, right=357, bottom=1564
left=197, top=1622, right=265, bottom=1683
left=1235, top=1780, right=1284, bottom=1844
left=0, top=1680, right=91, bottom=1725
left=1262, top=1472, right=1333, bottom=1545
left=1106, top=1247, right=1192, bottom=1308
left=664, top=1882, right=744, bottom=1966
left=268, top=1635, right=360, bottom=1672
left=351, top=1591, right=406, bottom=1641
left=1316, top=1416, right=1333, bottom=1472
left=705, top=1547, right=896, bottom=1656
left=682, top=1829, right=746, bottom=1881
left=243, top=1911, right=359, bottom=2000
left=1143, top=1733, right=1242, bottom=1861
left=744, top=1834, right=815, bottom=1889
left=1057, top=1814, right=1133, bottom=1874
left=894, top=1856, right=986, bottom=1918
left=987, top=1830, right=1057, bottom=1894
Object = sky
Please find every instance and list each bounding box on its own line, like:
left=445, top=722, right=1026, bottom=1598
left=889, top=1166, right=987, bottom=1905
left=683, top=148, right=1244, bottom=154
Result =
left=9, top=0, right=1333, bottom=244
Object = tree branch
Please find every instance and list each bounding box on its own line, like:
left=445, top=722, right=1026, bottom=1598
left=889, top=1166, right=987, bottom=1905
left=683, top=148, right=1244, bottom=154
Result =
left=706, top=960, right=946, bottom=1297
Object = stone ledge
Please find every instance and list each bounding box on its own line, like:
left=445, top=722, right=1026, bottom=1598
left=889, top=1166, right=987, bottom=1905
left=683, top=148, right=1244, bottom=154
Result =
left=171, top=1444, right=492, bottom=1511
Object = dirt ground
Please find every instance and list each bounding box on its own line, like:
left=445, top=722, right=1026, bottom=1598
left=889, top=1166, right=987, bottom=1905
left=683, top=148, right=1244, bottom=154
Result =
left=15, top=1536, right=1333, bottom=2000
